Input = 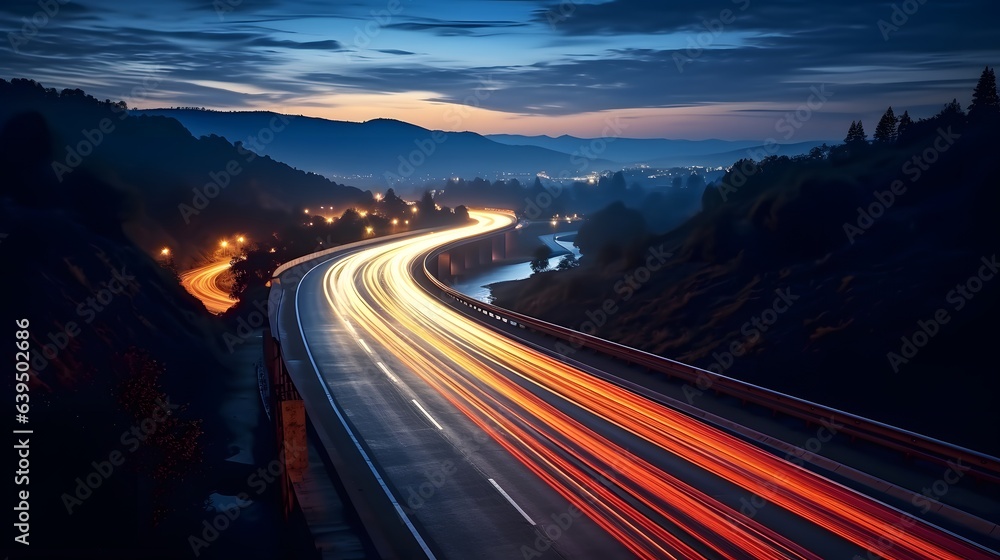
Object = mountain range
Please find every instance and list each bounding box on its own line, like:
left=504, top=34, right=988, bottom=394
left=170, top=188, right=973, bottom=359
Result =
left=136, top=109, right=830, bottom=188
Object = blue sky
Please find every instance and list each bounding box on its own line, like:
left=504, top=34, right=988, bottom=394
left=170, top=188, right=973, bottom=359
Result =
left=2, top=0, right=998, bottom=139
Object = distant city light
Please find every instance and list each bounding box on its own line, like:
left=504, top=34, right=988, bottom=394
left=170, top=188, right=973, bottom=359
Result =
left=326, top=217, right=333, bottom=224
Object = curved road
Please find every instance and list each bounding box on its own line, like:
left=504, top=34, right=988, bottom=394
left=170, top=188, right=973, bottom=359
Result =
left=181, top=259, right=235, bottom=314
left=285, top=210, right=997, bottom=559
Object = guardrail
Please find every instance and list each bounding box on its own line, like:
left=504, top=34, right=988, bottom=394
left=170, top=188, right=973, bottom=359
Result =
left=421, top=233, right=1000, bottom=485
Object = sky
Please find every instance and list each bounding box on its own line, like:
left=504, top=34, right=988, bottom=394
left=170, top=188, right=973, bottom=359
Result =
left=1, top=0, right=999, bottom=140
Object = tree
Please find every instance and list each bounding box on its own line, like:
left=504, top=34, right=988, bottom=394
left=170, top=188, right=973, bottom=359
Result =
left=845, top=120, right=868, bottom=145
left=844, top=121, right=857, bottom=144
left=418, top=190, right=436, bottom=214
left=379, top=187, right=409, bottom=218
left=808, top=144, right=830, bottom=159
left=874, top=107, right=898, bottom=144
left=939, top=98, right=964, bottom=118
left=609, top=170, right=627, bottom=198
left=529, top=245, right=552, bottom=273
left=969, top=66, right=999, bottom=120
left=896, top=110, right=913, bottom=141
left=671, top=175, right=683, bottom=189
left=686, top=171, right=706, bottom=191
left=556, top=254, right=579, bottom=270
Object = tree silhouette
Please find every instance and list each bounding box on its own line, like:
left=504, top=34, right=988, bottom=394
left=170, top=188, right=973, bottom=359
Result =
left=845, top=120, right=867, bottom=146
left=874, top=107, right=898, bottom=144
left=686, top=171, right=706, bottom=191
left=897, top=110, right=913, bottom=142
left=556, top=254, right=579, bottom=270
left=418, top=190, right=436, bottom=214
left=530, top=245, right=552, bottom=273
left=969, top=66, right=999, bottom=120
left=379, top=187, right=409, bottom=218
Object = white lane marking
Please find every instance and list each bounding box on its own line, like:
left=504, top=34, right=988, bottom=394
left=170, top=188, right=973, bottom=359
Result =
left=344, top=320, right=356, bottom=335
left=358, top=338, right=372, bottom=354
left=411, top=399, right=444, bottom=430
left=377, top=361, right=400, bottom=384
left=488, top=478, right=536, bottom=526
left=295, top=258, right=437, bottom=560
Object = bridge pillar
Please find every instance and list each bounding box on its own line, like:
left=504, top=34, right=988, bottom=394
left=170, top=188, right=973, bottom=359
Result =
left=479, top=239, right=491, bottom=265
left=438, top=252, right=452, bottom=280
left=492, top=234, right=505, bottom=261
left=450, top=249, right=465, bottom=276
left=464, top=244, right=477, bottom=270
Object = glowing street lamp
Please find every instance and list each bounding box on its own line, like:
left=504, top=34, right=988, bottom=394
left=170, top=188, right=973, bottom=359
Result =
left=237, top=236, right=245, bottom=244
left=220, top=240, right=229, bottom=249
left=365, top=226, right=374, bottom=235
left=392, top=219, right=398, bottom=225
left=411, top=206, right=418, bottom=213
left=160, top=247, right=170, bottom=256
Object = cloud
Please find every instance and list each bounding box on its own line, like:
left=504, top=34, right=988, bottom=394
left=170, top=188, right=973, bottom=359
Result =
left=385, top=16, right=528, bottom=36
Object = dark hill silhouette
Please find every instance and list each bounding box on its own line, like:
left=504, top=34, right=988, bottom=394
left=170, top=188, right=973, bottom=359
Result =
left=0, top=78, right=372, bottom=265
left=491, top=89, right=1000, bottom=454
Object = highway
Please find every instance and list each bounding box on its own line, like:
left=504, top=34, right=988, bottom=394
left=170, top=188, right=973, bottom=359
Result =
left=180, top=259, right=236, bottom=314
left=280, top=210, right=998, bottom=559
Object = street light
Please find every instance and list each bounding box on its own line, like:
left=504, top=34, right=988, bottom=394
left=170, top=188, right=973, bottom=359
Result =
left=366, top=226, right=374, bottom=235
left=160, top=247, right=170, bottom=256
left=237, top=236, right=245, bottom=244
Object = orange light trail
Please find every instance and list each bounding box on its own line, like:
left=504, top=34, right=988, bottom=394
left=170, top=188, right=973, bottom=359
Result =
left=180, top=259, right=235, bottom=314
left=314, top=210, right=995, bottom=559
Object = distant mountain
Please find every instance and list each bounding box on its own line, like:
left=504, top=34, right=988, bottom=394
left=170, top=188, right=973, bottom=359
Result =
left=486, top=134, right=831, bottom=167
left=646, top=141, right=831, bottom=168
left=134, top=110, right=619, bottom=188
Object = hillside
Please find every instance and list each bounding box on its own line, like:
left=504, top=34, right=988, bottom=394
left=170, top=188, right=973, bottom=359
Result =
left=491, top=103, right=1000, bottom=454
left=1, top=79, right=372, bottom=265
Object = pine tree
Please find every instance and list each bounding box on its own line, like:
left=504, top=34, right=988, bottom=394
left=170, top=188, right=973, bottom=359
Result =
left=855, top=120, right=867, bottom=143
left=969, top=66, right=999, bottom=120
left=845, top=120, right=868, bottom=145
left=897, top=110, right=913, bottom=137
left=874, top=107, right=898, bottom=143
left=844, top=120, right=858, bottom=144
